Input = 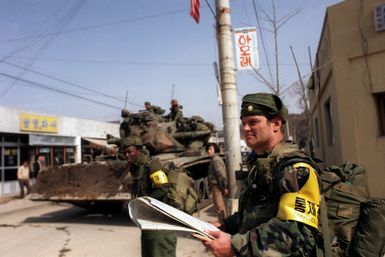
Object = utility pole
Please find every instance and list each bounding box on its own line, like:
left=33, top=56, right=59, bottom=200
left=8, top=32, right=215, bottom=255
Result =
left=215, top=0, right=242, bottom=214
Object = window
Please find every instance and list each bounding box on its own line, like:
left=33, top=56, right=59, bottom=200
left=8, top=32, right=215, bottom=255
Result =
left=376, top=93, right=385, bottom=136
left=324, top=98, right=334, bottom=145
left=4, top=147, right=18, bottom=167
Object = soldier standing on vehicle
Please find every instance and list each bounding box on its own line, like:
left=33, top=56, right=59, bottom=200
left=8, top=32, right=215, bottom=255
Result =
left=164, top=99, right=183, bottom=122
left=202, top=93, right=322, bottom=257
left=144, top=101, right=165, bottom=116
left=206, top=142, right=228, bottom=220
left=120, top=109, right=133, bottom=139
left=123, top=136, right=176, bottom=257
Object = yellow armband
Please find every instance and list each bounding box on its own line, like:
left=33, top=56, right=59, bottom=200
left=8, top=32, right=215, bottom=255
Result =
left=276, top=162, right=320, bottom=228
left=149, top=170, right=168, bottom=186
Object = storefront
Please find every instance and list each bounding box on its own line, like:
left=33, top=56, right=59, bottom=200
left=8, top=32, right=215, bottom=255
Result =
left=0, top=106, right=120, bottom=196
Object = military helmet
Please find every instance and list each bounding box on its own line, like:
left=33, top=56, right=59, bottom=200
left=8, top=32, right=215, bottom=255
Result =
left=144, top=101, right=151, bottom=106
left=121, top=136, right=142, bottom=149
left=121, top=109, right=130, bottom=116
left=170, top=99, right=178, bottom=106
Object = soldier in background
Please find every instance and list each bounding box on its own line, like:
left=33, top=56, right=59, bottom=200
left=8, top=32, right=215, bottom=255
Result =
left=206, top=142, right=228, bottom=220
left=202, top=93, right=322, bottom=257
left=164, top=99, right=184, bottom=131
left=122, top=136, right=176, bottom=257
left=120, top=109, right=133, bottom=139
left=164, top=99, right=183, bottom=122
left=144, top=101, right=165, bottom=116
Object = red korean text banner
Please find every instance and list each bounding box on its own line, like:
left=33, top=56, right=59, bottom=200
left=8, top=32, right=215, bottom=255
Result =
left=234, top=27, right=259, bottom=70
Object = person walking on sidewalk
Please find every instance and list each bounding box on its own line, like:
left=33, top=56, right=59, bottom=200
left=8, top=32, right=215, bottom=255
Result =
left=206, top=142, right=228, bottom=220
left=17, top=160, right=32, bottom=198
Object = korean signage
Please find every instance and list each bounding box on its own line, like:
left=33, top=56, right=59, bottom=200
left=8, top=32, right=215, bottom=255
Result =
left=234, top=27, right=259, bottom=70
left=374, top=4, right=385, bottom=32
left=20, top=112, right=58, bottom=133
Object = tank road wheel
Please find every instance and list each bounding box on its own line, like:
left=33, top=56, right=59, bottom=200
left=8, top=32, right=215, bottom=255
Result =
left=194, top=178, right=205, bottom=202
left=194, top=177, right=211, bottom=202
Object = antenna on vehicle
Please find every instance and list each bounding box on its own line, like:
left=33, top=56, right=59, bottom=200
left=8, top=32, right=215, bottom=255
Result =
left=171, top=84, right=175, bottom=100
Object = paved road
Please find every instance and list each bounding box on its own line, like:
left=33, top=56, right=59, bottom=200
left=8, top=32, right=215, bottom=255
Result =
left=0, top=197, right=216, bottom=257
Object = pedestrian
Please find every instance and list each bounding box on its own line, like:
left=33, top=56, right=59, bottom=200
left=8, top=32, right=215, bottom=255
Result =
left=123, top=136, right=177, bottom=257
left=17, top=160, right=32, bottom=198
left=206, top=142, right=228, bottom=220
left=202, top=93, right=322, bottom=257
left=144, top=101, right=165, bottom=116
left=33, top=155, right=41, bottom=178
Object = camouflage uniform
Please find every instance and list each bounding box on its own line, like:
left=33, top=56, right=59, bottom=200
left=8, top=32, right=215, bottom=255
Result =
left=164, top=105, right=183, bottom=122
left=147, top=105, right=165, bottom=116
left=208, top=154, right=228, bottom=220
left=222, top=141, right=321, bottom=257
left=215, top=93, right=323, bottom=257
left=129, top=149, right=176, bottom=257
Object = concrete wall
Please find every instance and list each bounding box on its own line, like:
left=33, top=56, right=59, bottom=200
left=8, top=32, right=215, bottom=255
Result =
left=308, top=0, right=385, bottom=197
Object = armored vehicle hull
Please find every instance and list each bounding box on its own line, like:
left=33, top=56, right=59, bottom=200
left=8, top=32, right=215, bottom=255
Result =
left=31, top=112, right=215, bottom=209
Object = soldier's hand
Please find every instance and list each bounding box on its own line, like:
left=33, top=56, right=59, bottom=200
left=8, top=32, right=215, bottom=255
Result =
left=222, top=188, right=229, bottom=197
left=202, top=230, right=233, bottom=257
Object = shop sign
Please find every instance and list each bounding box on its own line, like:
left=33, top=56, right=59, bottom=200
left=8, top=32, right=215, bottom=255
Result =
left=20, top=112, right=58, bottom=133
left=374, top=4, right=385, bottom=32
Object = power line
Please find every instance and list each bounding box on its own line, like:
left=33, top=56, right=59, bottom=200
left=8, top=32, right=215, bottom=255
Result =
left=0, top=7, right=190, bottom=44
left=2, top=60, right=142, bottom=108
left=0, top=0, right=89, bottom=98
left=1, top=55, right=309, bottom=67
left=0, top=71, right=122, bottom=110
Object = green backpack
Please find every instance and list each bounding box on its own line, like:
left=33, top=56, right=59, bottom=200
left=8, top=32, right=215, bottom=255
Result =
left=165, top=166, right=199, bottom=215
left=320, top=161, right=370, bottom=257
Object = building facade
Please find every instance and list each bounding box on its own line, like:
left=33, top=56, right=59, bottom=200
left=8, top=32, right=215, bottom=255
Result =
left=308, top=0, right=385, bottom=197
left=0, top=106, right=119, bottom=196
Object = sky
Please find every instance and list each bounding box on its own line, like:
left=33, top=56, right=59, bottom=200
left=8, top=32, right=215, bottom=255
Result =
left=0, top=0, right=342, bottom=128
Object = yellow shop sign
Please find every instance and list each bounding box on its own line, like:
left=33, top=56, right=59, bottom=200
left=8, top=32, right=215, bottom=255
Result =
left=20, top=113, right=58, bottom=133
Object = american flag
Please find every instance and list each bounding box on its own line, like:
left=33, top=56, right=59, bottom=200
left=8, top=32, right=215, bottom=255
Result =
left=190, top=0, right=200, bottom=23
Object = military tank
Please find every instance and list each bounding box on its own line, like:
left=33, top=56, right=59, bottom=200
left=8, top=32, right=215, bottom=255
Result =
left=31, top=111, right=216, bottom=209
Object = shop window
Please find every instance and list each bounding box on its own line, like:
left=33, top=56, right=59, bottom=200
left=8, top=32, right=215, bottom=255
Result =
left=39, top=147, right=51, bottom=166
left=20, top=134, right=28, bottom=144
left=65, top=147, right=75, bottom=164
left=324, top=98, right=334, bottom=145
left=4, top=168, right=17, bottom=181
left=4, top=134, right=18, bottom=143
left=53, top=147, right=64, bottom=166
left=20, top=146, right=29, bottom=163
left=4, top=147, right=18, bottom=167
left=377, top=93, right=385, bottom=136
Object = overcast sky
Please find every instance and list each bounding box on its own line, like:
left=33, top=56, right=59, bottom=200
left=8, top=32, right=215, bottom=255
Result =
left=0, top=0, right=341, bottom=128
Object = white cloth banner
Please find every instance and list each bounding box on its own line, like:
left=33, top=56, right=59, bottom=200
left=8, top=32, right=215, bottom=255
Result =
left=234, top=27, right=259, bottom=70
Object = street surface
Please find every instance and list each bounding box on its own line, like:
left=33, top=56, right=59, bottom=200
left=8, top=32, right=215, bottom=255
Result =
left=0, top=197, right=216, bottom=257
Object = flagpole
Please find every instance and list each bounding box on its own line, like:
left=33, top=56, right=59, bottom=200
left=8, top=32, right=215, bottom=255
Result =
left=215, top=0, right=242, bottom=215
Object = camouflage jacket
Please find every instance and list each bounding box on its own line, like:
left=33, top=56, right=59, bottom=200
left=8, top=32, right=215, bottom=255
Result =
left=130, top=152, right=170, bottom=201
left=164, top=106, right=183, bottom=122
left=208, top=154, right=228, bottom=190
left=148, top=105, right=165, bottom=116
left=223, top=141, right=321, bottom=257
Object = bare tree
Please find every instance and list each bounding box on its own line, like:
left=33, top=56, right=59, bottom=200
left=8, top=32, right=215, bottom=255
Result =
left=251, top=0, right=301, bottom=96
